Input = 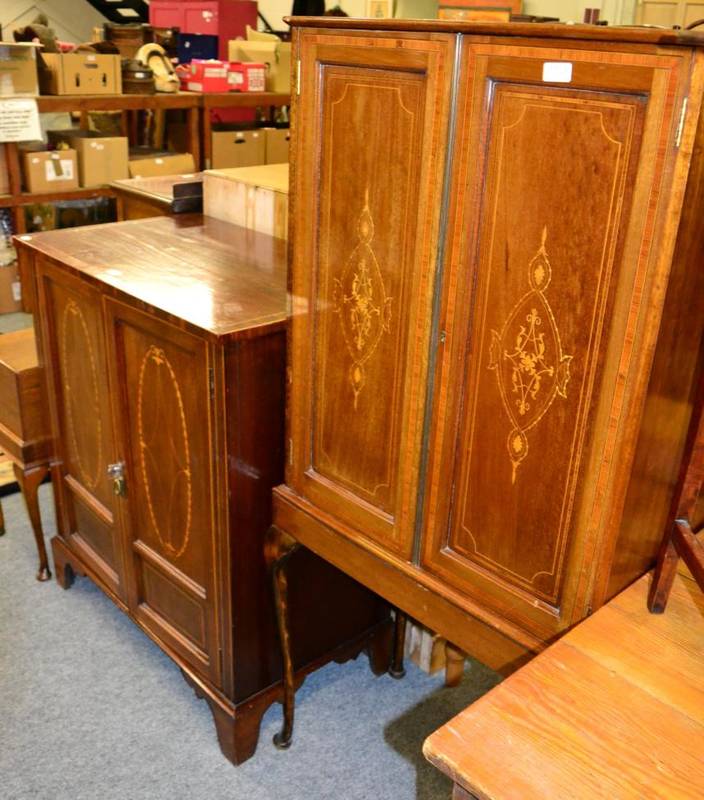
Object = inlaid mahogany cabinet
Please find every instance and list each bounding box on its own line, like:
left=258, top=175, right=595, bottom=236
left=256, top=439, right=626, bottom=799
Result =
left=270, top=17, right=704, bottom=739
left=14, top=215, right=391, bottom=764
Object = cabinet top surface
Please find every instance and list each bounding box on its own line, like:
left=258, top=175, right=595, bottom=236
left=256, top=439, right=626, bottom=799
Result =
left=16, top=215, right=287, bottom=341
left=288, top=16, right=704, bottom=47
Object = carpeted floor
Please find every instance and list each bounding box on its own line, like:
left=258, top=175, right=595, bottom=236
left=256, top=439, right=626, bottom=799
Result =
left=0, top=485, right=501, bottom=800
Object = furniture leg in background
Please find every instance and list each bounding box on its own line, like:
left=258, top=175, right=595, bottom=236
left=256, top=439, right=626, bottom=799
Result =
left=648, top=340, right=704, bottom=612
left=0, top=328, right=52, bottom=582
left=13, top=463, right=51, bottom=581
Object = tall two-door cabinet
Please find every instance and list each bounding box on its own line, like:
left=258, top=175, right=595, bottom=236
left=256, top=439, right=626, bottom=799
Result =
left=271, top=17, right=704, bottom=698
left=15, top=216, right=391, bottom=764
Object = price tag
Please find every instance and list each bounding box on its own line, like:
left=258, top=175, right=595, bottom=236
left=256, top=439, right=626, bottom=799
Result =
left=0, top=97, right=41, bottom=142
left=542, top=62, right=573, bottom=83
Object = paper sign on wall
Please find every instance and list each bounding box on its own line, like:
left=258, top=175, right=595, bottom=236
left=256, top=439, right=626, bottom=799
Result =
left=0, top=98, right=41, bottom=142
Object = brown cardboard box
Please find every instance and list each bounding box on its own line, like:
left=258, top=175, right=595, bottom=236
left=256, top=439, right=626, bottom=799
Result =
left=212, top=130, right=265, bottom=169
left=22, top=149, right=79, bottom=193
left=264, top=128, right=290, bottom=164
left=39, top=53, right=121, bottom=95
left=48, top=130, right=129, bottom=187
left=228, top=40, right=291, bottom=94
left=128, top=152, right=196, bottom=178
left=0, top=263, right=22, bottom=313
left=0, top=42, right=39, bottom=96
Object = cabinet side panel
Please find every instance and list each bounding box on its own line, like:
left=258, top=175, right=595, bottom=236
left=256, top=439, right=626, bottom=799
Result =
left=607, top=103, right=704, bottom=598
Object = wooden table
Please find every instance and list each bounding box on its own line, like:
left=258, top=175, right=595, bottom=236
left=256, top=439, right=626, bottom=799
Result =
left=424, top=570, right=704, bottom=799
left=111, top=173, right=203, bottom=220
left=0, top=328, right=52, bottom=581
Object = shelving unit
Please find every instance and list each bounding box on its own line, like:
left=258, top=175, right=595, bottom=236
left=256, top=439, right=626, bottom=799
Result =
left=2, top=91, right=290, bottom=234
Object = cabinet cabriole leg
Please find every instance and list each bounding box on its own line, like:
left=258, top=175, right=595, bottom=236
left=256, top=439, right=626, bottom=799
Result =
left=444, top=641, right=466, bottom=687
left=264, top=524, right=300, bottom=750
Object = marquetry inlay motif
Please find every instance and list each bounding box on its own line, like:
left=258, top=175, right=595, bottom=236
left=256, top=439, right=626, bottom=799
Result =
left=137, top=345, right=192, bottom=558
left=333, top=188, right=393, bottom=409
left=489, top=228, right=573, bottom=482
left=60, top=299, right=102, bottom=490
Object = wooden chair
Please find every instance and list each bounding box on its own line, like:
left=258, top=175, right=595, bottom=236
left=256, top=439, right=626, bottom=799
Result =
left=648, top=347, right=704, bottom=612
left=0, top=328, right=52, bottom=581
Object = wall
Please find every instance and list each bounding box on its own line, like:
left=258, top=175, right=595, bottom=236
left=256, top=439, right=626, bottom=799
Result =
left=1, top=0, right=107, bottom=46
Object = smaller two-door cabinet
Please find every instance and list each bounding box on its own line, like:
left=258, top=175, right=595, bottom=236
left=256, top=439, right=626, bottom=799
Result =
left=15, top=215, right=391, bottom=764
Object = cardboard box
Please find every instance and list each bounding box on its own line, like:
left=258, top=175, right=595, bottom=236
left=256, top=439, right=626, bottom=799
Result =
left=39, top=53, right=122, bottom=95
left=22, top=149, right=79, bottom=193
left=0, top=263, right=22, bottom=313
left=128, top=152, right=196, bottom=178
left=0, top=144, right=9, bottom=194
left=264, top=128, right=289, bottom=164
left=186, top=59, right=230, bottom=93
left=48, top=130, right=129, bottom=187
left=211, top=129, right=265, bottom=169
left=203, top=163, right=288, bottom=239
left=0, top=42, right=39, bottom=97
left=228, top=40, right=291, bottom=94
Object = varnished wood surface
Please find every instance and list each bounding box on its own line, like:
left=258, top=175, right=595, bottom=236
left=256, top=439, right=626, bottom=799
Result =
left=111, top=174, right=203, bottom=205
left=16, top=216, right=287, bottom=341
left=424, top=571, right=704, bottom=799
left=0, top=327, right=39, bottom=373
left=288, top=16, right=704, bottom=46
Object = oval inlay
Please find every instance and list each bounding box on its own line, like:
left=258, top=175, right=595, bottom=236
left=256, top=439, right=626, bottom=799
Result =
left=137, top=346, right=192, bottom=558
left=60, top=300, right=102, bottom=490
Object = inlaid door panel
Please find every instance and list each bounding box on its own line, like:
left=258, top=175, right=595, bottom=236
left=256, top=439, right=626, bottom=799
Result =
left=422, top=42, right=693, bottom=637
left=36, top=259, right=126, bottom=599
left=288, top=30, right=455, bottom=559
left=104, top=298, right=220, bottom=683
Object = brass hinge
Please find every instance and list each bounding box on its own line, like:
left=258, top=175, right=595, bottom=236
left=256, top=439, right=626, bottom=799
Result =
left=675, top=97, right=688, bottom=149
left=209, top=367, right=215, bottom=400
left=288, top=437, right=294, bottom=466
left=296, top=60, right=301, bottom=95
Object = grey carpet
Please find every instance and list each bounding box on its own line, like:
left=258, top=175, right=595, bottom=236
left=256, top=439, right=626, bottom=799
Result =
left=0, top=485, right=500, bottom=800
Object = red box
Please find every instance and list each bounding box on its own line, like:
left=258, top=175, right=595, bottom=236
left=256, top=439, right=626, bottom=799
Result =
left=149, top=1, right=257, bottom=61
left=186, top=59, right=230, bottom=92
left=227, top=62, right=266, bottom=93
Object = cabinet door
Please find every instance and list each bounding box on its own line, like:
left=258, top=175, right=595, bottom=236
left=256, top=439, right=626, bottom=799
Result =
left=287, top=29, right=455, bottom=560
left=422, top=41, right=696, bottom=639
left=104, top=298, right=221, bottom=684
left=37, top=259, right=127, bottom=600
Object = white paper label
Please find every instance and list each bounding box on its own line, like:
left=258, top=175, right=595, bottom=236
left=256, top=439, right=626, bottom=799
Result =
left=44, top=158, right=74, bottom=181
left=11, top=281, right=21, bottom=302
left=0, top=98, right=41, bottom=143
left=542, top=62, right=572, bottom=83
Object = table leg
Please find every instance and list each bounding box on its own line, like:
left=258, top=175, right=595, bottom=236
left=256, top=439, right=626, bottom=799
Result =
left=13, top=463, right=51, bottom=582
left=0, top=497, right=5, bottom=535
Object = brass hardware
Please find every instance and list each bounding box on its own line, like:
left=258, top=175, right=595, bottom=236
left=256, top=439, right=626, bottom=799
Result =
left=107, top=461, right=126, bottom=497
left=296, top=60, right=301, bottom=95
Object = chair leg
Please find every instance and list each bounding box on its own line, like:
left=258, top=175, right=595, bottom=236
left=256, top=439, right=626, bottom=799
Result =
left=648, top=526, right=679, bottom=613
left=264, top=525, right=300, bottom=750
left=13, top=463, right=51, bottom=582
left=389, top=610, right=407, bottom=679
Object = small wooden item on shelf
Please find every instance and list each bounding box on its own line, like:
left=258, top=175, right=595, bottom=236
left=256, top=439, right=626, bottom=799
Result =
left=111, top=173, right=203, bottom=219
left=0, top=327, right=52, bottom=581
